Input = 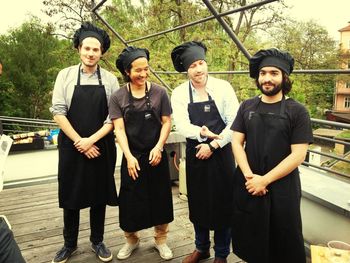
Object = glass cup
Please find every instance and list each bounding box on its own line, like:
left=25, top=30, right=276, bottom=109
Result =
left=327, top=240, right=350, bottom=263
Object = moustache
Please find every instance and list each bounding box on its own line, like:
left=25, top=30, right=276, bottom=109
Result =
left=262, top=82, right=275, bottom=86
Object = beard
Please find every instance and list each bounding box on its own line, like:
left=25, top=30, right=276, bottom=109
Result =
left=258, top=82, right=283, bottom=96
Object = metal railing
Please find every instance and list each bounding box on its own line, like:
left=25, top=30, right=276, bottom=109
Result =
left=0, top=116, right=58, bottom=135
left=304, top=118, right=350, bottom=180
left=1, top=115, right=349, bottom=179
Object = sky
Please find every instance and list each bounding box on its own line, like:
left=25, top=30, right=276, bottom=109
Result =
left=0, top=0, right=349, bottom=41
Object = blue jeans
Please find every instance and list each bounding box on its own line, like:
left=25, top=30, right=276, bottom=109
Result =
left=194, top=224, right=231, bottom=259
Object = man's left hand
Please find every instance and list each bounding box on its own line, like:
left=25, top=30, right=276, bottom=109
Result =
left=245, top=174, right=269, bottom=196
left=195, top=144, right=213, bottom=160
left=74, top=137, right=94, bottom=153
left=83, top=145, right=101, bottom=159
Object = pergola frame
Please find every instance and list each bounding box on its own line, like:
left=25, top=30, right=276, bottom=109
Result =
left=91, top=0, right=350, bottom=90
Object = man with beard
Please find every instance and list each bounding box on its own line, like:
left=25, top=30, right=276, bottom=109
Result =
left=171, top=41, right=239, bottom=263
left=230, top=48, right=313, bottom=263
left=50, top=22, right=119, bottom=263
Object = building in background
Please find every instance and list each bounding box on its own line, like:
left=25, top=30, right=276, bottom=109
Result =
left=328, top=22, right=350, bottom=123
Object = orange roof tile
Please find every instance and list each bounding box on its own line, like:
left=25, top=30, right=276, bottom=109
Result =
left=339, top=24, right=350, bottom=32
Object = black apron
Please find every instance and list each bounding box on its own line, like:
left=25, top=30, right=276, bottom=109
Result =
left=57, top=65, right=118, bottom=209
left=186, top=82, right=235, bottom=230
left=119, top=83, right=173, bottom=232
left=231, top=96, right=306, bottom=263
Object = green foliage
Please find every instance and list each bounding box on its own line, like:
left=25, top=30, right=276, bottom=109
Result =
left=269, top=20, right=339, bottom=117
left=335, top=130, right=350, bottom=139
left=0, top=0, right=343, bottom=120
left=0, top=18, right=68, bottom=118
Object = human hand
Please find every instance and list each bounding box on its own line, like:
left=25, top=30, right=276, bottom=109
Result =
left=74, top=137, right=94, bottom=153
left=126, top=155, right=140, bottom=180
left=200, top=126, right=223, bottom=140
left=149, top=147, right=162, bottom=166
left=83, top=145, right=101, bottom=159
left=245, top=174, right=269, bottom=196
left=195, top=144, right=213, bottom=160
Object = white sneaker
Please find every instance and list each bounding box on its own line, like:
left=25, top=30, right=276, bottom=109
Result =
left=154, top=243, right=173, bottom=260
left=117, top=241, right=139, bottom=260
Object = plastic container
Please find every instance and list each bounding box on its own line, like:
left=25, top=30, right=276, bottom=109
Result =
left=327, top=240, right=350, bottom=262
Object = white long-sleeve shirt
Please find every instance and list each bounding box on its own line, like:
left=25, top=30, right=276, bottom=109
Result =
left=171, top=76, right=240, bottom=148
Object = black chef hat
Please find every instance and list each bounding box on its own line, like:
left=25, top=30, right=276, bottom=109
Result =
left=116, top=46, right=150, bottom=75
left=171, top=41, right=207, bottom=72
left=249, top=48, right=294, bottom=78
left=73, top=22, right=111, bottom=54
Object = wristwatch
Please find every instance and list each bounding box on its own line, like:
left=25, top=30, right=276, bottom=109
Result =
left=208, top=143, right=216, bottom=152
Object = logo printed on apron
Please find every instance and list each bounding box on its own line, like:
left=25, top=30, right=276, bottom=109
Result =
left=204, top=104, right=211, bottom=112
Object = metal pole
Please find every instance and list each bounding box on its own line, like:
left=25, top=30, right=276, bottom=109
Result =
left=126, top=0, right=278, bottom=44
left=153, top=69, right=350, bottom=75
left=91, top=0, right=108, bottom=12
left=302, top=162, right=350, bottom=178
left=308, top=149, right=350, bottom=163
left=202, top=0, right=252, bottom=59
left=311, top=118, right=350, bottom=129
left=313, top=135, right=350, bottom=147
left=92, top=6, right=171, bottom=90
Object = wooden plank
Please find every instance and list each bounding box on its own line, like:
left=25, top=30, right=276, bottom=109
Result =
left=1, top=180, right=244, bottom=263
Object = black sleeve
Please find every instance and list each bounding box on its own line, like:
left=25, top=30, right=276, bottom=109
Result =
left=290, top=102, right=313, bottom=145
left=231, top=102, right=246, bottom=134
left=231, top=97, right=259, bottom=134
left=0, top=219, right=26, bottom=263
left=160, top=88, right=172, bottom=116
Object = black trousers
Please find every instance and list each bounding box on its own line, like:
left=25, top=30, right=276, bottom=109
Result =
left=0, top=218, right=26, bottom=263
left=63, top=205, right=106, bottom=248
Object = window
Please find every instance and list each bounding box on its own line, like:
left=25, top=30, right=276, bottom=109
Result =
left=345, top=97, right=350, bottom=108
left=347, top=82, right=350, bottom=89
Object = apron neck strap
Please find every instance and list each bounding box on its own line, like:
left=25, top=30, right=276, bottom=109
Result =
left=257, top=95, right=286, bottom=115
left=128, top=82, right=151, bottom=109
left=188, top=81, right=212, bottom=103
left=280, top=95, right=286, bottom=115
left=77, top=64, right=102, bottom=86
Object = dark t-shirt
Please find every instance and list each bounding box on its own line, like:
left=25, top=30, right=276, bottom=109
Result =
left=109, top=82, right=172, bottom=121
left=231, top=96, right=313, bottom=145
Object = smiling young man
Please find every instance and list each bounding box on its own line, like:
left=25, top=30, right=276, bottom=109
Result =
left=50, top=22, right=119, bottom=263
left=171, top=41, right=239, bottom=263
left=230, top=48, right=313, bottom=263
left=110, top=46, right=173, bottom=261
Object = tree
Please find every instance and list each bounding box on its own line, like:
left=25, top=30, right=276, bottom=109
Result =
left=0, top=18, right=66, bottom=118
left=43, top=0, right=97, bottom=39
left=270, top=20, right=338, bottom=117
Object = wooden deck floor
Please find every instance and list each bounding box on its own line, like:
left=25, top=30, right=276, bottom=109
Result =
left=0, top=180, right=244, bottom=263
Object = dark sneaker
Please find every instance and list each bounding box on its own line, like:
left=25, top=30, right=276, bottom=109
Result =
left=51, top=246, right=77, bottom=263
left=91, top=242, right=113, bottom=262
